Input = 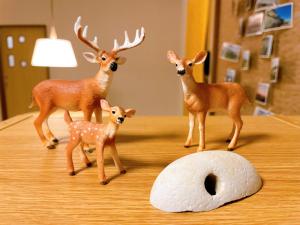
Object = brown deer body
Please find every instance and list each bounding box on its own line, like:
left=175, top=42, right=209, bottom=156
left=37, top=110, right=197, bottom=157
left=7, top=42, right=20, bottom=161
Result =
left=65, top=99, right=136, bottom=185
left=167, top=50, right=248, bottom=151
left=31, top=16, right=145, bottom=149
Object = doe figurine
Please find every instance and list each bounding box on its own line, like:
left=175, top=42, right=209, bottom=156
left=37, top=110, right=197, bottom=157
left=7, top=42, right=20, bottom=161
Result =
left=167, top=50, right=249, bottom=151
left=65, top=99, right=136, bottom=185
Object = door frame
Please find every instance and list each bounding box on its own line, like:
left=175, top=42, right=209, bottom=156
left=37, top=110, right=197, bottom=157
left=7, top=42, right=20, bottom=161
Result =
left=0, top=25, right=48, bottom=120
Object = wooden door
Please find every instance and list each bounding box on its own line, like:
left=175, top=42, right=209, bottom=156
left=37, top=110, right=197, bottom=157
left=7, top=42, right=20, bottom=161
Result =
left=0, top=26, right=49, bottom=120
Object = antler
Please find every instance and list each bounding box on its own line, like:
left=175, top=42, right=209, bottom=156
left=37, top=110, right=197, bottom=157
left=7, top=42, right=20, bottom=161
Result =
left=74, top=16, right=100, bottom=52
left=112, top=27, right=145, bottom=53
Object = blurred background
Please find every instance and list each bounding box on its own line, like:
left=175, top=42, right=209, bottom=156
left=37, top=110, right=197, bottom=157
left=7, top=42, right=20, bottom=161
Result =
left=0, top=0, right=299, bottom=120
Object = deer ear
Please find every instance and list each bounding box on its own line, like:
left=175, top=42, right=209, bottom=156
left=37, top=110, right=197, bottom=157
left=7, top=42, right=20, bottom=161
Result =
left=100, top=99, right=111, bottom=111
left=83, top=52, right=98, bottom=63
left=116, top=56, right=127, bottom=65
left=167, top=50, right=179, bottom=64
left=125, top=109, right=136, bottom=118
left=193, top=51, right=207, bottom=65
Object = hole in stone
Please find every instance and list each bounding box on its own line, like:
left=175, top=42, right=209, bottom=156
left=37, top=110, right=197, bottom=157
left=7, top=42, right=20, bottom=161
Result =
left=204, top=173, right=217, bottom=196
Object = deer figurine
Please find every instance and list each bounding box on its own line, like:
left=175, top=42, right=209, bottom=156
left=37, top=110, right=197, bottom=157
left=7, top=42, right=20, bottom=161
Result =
left=65, top=99, right=135, bottom=185
left=167, top=50, right=249, bottom=151
left=30, top=16, right=145, bottom=149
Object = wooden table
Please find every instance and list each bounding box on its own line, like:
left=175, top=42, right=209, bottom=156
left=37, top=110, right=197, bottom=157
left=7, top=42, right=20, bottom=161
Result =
left=0, top=113, right=299, bottom=225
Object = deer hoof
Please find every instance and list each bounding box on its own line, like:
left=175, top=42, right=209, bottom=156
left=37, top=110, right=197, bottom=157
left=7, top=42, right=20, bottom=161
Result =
left=86, top=162, right=93, bottom=167
left=52, top=138, right=59, bottom=144
left=227, top=147, right=234, bottom=151
left=120, top=170, right=127, bottom=174
left=197, top=147, right=204, bottom=152
left=47, top=144, right=56, bottom=150
left=226, top=139, right=231, bottom=143
left=69, top=171, right=76, bottom=176
left=100, top=180, right=108, bottom=185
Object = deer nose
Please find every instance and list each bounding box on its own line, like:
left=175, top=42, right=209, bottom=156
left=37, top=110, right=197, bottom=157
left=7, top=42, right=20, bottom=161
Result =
left=110, top=62, right=118, bottom=71
left=177, top=69, right=186, bottom=75
left=117, top=117, right=124, bottom=123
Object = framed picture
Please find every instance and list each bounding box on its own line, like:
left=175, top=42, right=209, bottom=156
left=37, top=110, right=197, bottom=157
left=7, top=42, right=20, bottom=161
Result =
left=255, top=82, right=270, bottom=105
left=270, top=57, right=280, bottom=83
left=260, top=35, right=273, bottom=58
left=245, top=12, right=264, bottom=37
left=263, top=3, right=293, bottom=32
left=220, top=42, right=241, bottom=63
left=255, top=0, right=278, bottom=12
left=253, top=106, right=274, bottom=116
left=225, top=68, right=237, bottom=82
left=241, top=50, right=251, bottom=71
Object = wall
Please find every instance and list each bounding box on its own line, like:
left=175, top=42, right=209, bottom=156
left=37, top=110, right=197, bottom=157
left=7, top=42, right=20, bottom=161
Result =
left=215, top=0, right=300, bottom=115
left=0, top=0, right=186, bottom=116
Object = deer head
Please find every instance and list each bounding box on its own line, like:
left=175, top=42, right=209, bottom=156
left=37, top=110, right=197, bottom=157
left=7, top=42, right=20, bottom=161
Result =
left=74, top=16, right=145, bottom=73
left=167, top=50, right=207, bottom=77
left=100, top=99, right=136, bottom=125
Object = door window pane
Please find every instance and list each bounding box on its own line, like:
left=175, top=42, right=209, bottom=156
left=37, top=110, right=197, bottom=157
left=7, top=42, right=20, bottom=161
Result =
left=19, top=36, right=26, bottom=43
left=8, top=55, right=15, bottom=67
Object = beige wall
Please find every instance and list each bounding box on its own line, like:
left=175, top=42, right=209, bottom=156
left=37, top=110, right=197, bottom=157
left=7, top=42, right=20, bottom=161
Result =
left=0, top=0, right=186, bottom=116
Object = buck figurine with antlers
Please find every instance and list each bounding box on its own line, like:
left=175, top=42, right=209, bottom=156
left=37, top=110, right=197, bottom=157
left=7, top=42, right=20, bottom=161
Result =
left=65, top=99, right=136, bottom=185
left=167, top=50, right=249, bottom=151
left=30, top=16, right=145, bottom=149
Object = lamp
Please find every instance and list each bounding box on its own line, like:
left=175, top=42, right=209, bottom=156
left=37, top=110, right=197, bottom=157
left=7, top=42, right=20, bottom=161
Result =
left=31, top=0, right=77, bottom=67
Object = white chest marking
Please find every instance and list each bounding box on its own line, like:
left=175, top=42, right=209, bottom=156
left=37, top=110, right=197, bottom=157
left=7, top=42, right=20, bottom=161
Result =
left=181, top=80, right=188, bottom=95
left=97, top=73, right=113, bottom=91
left=105, top=126, right=116, bottom=139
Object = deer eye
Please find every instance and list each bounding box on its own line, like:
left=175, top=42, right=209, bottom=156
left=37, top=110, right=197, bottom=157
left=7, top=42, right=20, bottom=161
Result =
left=175, top=63, right=178, bottom=67
left=101, top=56, right=106, bottom=61
left=188, top=63, right=193, bottom=66
left=124, top=115, right=127, bottom=118
left=112, top=110, right=116, bottom=114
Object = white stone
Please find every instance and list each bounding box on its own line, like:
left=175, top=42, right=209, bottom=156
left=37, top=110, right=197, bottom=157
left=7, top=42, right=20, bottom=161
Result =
left=150, top=150, right=262, bottom=212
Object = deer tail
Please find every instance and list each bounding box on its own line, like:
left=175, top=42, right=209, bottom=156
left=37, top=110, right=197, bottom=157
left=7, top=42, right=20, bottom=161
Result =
left=28, top=96, right=36, bottom=109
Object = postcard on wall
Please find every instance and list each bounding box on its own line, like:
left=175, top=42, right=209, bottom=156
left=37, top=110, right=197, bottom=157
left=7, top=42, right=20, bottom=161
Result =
left=220, top=42, right=241, bottom=63
left=241, top=50, right=251, bottom=71
left=225, top=68, right=237, bottom=82
left=255, top=82, right=270, bottom=105
left=245, top=12, right=264, bottom=37
left=270, top=57, right=280, bottom=83
left=263, top=3, right=293, bottom=32
left=260, top=35, right=273, bottom=58
left=255, top=0, right=278, bottom=12
left=253, top=106, right=274, bottom=116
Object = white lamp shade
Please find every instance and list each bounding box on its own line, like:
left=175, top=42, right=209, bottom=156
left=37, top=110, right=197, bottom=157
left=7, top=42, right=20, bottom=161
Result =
left=31, top=38, right=77, bottom=67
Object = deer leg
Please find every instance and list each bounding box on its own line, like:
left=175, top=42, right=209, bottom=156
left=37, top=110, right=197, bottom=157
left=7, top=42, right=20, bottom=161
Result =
left=66, top=139, right=80, bottom=176
left=82, top=109, right=93, bottom=153
left=110, top=142, right=126, bottom=174
left=228, top=113, right=243, bottom=151
left=226, top=123, right=235, bottom=143
left=184, top=112, right=195, bottom=148
left=34, top=107, right=55, bottom=149
left=197, top=111, right=207, bottom=152
left=44, top=118, right=59, bottom=145
left=94, top=107, right=102, bottom=123
left=96, top=142, right=107, bottom=185
left=79, top=143, right=92, bottom=167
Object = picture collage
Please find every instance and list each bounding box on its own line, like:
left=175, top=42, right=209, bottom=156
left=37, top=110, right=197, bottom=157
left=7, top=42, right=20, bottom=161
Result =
left=221, top=0, right=293, bottom=116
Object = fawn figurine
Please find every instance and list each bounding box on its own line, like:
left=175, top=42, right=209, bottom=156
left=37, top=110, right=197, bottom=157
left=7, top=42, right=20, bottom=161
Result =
left=30, top=16, right=145, bottom=149
left=65, top=99, right=136, bottom=185
left=167, top=50, right=249, bottom=151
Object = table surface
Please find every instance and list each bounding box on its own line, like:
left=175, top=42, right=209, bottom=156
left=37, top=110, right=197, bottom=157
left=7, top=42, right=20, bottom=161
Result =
left=0, top=113, right=299, bottom=225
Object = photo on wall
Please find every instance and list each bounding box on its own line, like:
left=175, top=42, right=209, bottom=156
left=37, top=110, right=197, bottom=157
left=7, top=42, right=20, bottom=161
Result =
left=253, top=106, right=274, bottom=116
left=255, top=82, right=270, bottom=105
left=245, top=12, right=264, bottom=36
left=241, top=50, right=251, bottom=71
left=220, top=42, right=241, bottom=63
left=270, top=57, right=280, bottom=83
left=260, top=35, right=273, bottom=58
left=225, top=68, right=237, bottom=82
left=263, top=3, right=293, bottom=32
left=255, top=0, right=278, bottom=12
